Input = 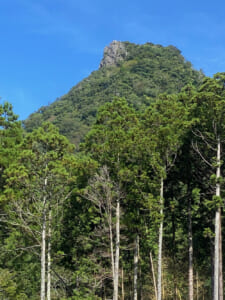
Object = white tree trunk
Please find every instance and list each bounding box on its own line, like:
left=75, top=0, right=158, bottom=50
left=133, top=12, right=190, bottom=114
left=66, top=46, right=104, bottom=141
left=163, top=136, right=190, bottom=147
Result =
left=214, top=208, right=220, bottom=300
left=219, top=211, right=223, bottom=300
left=188, top=197, right=194, bottom=300
left=150, top=251, right=157, bottom=300
left=214, top=137, right=221, bottom=300
left=157, top=177, right=164, bottom=300
left=211, top=239, right=215, bottom=299
left=109, top=210, right=115, bottom=282
left=41, top=177, right=47, bottom=300
left=47, top=209, right=52, bottom=300
left=41, top=209, right=46, bottom=300
left=134, top=234, right=139, bottom=300
left=113, top=199, right=120, bottom=300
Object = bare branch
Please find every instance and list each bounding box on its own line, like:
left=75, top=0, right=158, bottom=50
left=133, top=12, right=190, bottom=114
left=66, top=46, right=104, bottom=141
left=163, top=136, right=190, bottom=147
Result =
left=191, top=140, right=213, bottom=167
left=192, top=129, right=217, bottom=151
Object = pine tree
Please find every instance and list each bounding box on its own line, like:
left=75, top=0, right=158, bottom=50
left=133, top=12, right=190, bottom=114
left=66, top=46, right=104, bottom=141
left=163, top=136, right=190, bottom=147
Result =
left=83, top=98, right=142, bottom=299
left=191, top=73, right=225, bottom=300
left=2, top=122, right=76, bottom=299
left=142, top=93, right=192, bottom=300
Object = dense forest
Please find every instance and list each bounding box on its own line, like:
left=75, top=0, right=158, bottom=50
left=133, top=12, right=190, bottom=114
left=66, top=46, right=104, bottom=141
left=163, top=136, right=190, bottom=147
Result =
left=0, top=42, right=224, bottom=300
left=24, top=41, right=204, bottom=145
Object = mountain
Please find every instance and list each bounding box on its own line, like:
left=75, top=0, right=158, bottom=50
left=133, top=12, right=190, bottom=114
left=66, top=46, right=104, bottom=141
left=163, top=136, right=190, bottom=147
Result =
left=24, top=41, right=204, bottom=144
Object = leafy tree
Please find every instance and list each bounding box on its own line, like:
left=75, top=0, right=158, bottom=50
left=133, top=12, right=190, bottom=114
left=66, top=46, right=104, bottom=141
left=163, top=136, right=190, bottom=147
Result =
left=83, top=98, right=145, bottom=299
left=141, top=93, right=193, bottom=300
left=0, top=101, right=23, bottom=187
left=0, top=268, right=28, bottom=300
left=0, top=101, right=24, bottom=298
left=191, top=73, right=225, bottom=300
left=2, top=122, right=76, bottom=299
left=84, top=165, right=123, bottom=300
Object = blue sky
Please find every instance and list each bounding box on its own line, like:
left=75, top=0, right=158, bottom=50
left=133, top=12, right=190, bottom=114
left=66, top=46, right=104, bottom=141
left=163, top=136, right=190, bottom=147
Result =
left=1, top=0, right=225, bottom=120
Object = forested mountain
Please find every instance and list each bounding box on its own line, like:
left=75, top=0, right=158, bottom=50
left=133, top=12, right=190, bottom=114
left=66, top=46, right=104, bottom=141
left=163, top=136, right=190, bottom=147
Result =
left=24, top=41, right=204, bottom=144
left=2, top=42, right=225, bottom=300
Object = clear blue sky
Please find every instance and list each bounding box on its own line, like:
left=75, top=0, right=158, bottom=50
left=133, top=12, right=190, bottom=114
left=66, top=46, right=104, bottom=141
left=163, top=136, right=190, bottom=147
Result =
left=1, top=0, right=225, bottom=120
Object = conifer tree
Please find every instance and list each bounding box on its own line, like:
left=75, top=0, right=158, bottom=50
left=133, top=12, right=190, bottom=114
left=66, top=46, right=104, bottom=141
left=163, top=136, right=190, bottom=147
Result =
left=0, top=101, right=24, bottom=298
left=2, top=122, right=76, bottom=300
left=83, top=98, right=141, bottom=299
left=142, top=93, right=192, bottom=300
left=191, top=73, right=225, bottom=300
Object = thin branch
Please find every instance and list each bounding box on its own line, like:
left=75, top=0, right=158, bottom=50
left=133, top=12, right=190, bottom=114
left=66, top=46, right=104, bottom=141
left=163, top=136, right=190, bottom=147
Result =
left=192, top=129, right=217, bottom=151
left=192, top=140, right=213, bottom=168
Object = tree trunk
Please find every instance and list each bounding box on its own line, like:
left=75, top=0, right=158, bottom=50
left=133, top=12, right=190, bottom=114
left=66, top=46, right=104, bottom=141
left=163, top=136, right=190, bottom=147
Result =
left=41, top=208, right=46, bottom=300
left=41, top=177, right=47, bottom=300
left=109, top=210, right=115, bottom=282
left=41, top=210, right=46, bottom=300
left=214, top=137, right=221, bottom=300
left=134, top=234, right=139, bottom=300
left=157, top=177, right=164, bottom=300
left=47, top=209, right=52, bottom=300
left=113, top=199, right=120, bottom=300
left=172, top=209, right=177, bottom=300
left=211, top=239, right=215, bottom=299
left=214, top=208, right=220, bottom=300
left=188, top=197, right=194, bottom=300
left=121, top=266, right=124, bottom=300
left=150, top=251, right=157, bottom=300
left=219, top=211, right=223, bottom=300
left=139, top=258, right=143, bottom=300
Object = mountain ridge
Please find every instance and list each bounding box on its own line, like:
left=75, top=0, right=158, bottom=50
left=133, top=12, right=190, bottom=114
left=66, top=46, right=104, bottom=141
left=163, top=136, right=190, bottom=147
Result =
left=24, top=41, right=204, bottom=144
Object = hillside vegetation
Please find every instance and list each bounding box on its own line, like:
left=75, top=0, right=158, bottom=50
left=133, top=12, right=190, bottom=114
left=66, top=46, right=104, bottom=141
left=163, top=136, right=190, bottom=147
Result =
left=1, top=42, right=225, bottom=300
left=24, top=41, right=204, bottom=144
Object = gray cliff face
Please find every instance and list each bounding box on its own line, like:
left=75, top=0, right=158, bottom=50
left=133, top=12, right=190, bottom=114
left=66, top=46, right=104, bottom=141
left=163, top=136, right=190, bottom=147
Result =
left=99, top=40, right=127, bottom=68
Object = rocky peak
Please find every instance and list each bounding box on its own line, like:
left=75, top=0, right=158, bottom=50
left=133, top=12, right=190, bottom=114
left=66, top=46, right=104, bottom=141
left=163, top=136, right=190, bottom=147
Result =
left=99, top=40, right=128, bottom=68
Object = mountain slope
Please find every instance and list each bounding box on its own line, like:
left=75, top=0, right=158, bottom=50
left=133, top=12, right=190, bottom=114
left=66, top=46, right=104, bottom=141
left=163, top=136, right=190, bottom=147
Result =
left=24, top=41, right=204, bottom=144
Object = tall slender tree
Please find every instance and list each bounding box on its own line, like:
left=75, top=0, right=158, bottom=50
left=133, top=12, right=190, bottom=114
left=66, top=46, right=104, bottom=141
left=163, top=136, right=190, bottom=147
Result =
left=142, top=93, right=192, bottom=300
left=191, top=73, right=225, bottom=300
left=83, top=98, right=142, bottom=299
left=84, top=165, right=123, bottom=300
left=2, top=122, right=76, bottom=300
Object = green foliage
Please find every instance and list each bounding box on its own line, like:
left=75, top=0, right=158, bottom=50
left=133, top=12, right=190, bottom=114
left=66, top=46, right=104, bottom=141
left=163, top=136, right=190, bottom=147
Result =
left=141, top=93, right=193, bottom=175
left=0, top=101, right=23, bottom=189
left=192, top=188, right=201, bottom=213
left=65, top=292, right=101, bottom=300
left=4, top=65, right=225, bottom=299
left=24, top=42, right=204, bottom=144
left=194, top=73, right=225, bottom=139
left=0, top=268, right=28, bottom=300
left=1, top=122, right=78, bottom=299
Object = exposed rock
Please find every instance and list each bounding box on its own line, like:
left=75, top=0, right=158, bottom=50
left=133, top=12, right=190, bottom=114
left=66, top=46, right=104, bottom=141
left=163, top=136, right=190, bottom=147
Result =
left=99, top=40, right=127, bottom=68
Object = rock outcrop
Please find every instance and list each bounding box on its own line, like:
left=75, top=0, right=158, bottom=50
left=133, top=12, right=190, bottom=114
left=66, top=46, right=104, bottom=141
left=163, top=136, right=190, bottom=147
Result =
left=99, top=40, right=127, bottom=68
